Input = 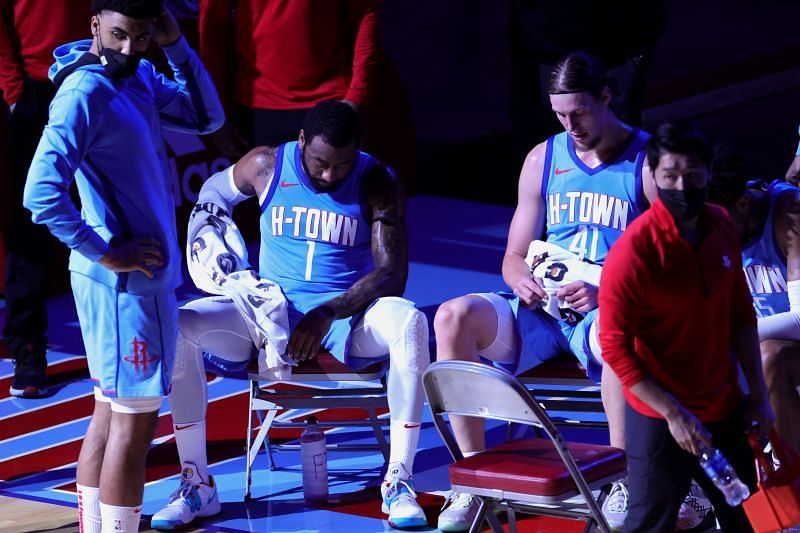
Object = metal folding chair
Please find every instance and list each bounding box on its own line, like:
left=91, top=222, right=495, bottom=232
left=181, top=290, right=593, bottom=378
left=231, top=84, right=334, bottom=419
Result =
left=423, top=360, right=625, bottom=533
left=244, top=352, right=390, bottom=501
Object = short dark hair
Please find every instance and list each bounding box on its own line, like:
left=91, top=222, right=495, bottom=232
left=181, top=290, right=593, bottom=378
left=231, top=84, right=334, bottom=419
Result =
left=302, top=100, right=363, bottom=148
left=708, top=144, right=752, bottom=207
left=645, top=121, right=713, bottom=171
left=548, top=51, right=608, bottom=97
left=91, top=0, right=163, bottom=18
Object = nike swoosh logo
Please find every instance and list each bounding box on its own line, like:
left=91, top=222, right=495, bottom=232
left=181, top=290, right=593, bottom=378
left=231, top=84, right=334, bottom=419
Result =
left=403, top=423, right=421, bottom=429
left=175, top=424, right=196, bottom=431
left=280, top=181, right=300, bottom=188
left=554, top=167, right=575, bottom=175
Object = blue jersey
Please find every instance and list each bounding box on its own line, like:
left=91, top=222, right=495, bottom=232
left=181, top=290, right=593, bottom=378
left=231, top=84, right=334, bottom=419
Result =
left=540, top=129, right=649, bottom=264
left=742, top=180, right=796, bottom=318
left=259, top=141, right=376, bottom=314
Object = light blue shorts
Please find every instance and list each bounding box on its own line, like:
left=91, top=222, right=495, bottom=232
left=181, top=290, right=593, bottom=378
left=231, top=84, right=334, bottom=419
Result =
left=71, top=272, right=178, bottom=398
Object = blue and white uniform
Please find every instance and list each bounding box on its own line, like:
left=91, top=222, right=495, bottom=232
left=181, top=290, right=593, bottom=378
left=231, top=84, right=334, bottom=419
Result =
left=510, top=128, right=649, bottom=380
left=742, top=180, right=796, bottom=318
left=23, top=38, right=223, bottom=398
left=258, top=141, right=379, bottom=366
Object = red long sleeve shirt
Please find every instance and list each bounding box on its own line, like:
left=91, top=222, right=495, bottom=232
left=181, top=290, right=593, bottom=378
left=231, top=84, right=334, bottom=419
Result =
left=0, top=0, right=90, bottom=106
left=199, top=0, right=379, bottom=111
left=598, top=199, right=756, bottom=422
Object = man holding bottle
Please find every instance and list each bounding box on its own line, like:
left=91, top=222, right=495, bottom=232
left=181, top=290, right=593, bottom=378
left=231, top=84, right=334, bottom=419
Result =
left=598, top=121, right=774, bottom=532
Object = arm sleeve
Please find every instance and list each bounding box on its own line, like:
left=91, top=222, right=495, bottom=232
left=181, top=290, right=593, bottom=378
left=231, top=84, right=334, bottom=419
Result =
left=597, top=238, right=651, bottom=387
left=198, top=0, right=234, bottom=111
left=0, top=0, right=24, bottom=106
left=22, top=89, right=109, bottom=261
left=345, top=0, right=379, bottom=106
left=151, top=35, right=224, bottom=135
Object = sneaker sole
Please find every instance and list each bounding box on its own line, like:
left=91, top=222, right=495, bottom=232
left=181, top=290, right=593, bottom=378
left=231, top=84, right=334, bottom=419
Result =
left=388, top=516, right=428, bottom=529
left=9, top=385, right=48, bottom=398
left=151, top=499, right=221, bottom=530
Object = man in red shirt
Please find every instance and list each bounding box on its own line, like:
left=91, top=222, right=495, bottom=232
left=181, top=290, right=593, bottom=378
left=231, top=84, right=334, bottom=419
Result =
left=599, top=122, right=774, bottom=532
left=0, top=0, right=91, bottom=397
left=199, top=0, right=379, bottom=154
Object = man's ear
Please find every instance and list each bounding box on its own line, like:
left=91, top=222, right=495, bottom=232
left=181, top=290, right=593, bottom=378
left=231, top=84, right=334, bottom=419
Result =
left=298, top=130, right=305, bottom=149
left=91, top=16, right=99, bottom=37
left=600, top=86, right=612, bottom=106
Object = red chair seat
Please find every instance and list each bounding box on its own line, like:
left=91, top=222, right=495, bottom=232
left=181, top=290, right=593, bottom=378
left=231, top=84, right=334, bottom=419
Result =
left=517, top=353, right=588, bottom=380
left=450, top=438, right=625, bottom=497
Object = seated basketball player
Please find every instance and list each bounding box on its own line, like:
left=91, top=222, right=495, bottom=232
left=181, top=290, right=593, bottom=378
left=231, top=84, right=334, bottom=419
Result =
left=152, top=100, right=429, bottom=530
left=432, top=51, right=656, bottom=531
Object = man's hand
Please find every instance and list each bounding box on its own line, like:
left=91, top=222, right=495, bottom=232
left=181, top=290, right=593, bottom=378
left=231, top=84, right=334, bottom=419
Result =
left=744, top=395, right=775, bottom=441
left=151, top=8, right=182, bottom=47
left=287, top=305, right=336, bottom=362
left=785, top=155, right=800, bottom=187
left=665, top=403, right=712, bottom=456
left=512, top=275, right=547, bottom=309
left=99, top=238, right=164, bottom=278
left=9, top=102, right=16, bottom=115
left=556, top=281, right=599, bottom=313
left=209, top=120, right=249, bottom=159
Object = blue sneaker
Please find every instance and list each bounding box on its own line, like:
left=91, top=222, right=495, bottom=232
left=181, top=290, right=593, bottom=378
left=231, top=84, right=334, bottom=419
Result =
left=380, top=462, right=427, bottom=529
left=151, top=462, right=220, bottom=530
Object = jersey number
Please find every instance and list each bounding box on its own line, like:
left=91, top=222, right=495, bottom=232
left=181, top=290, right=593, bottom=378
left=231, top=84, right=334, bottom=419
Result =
left=752, top=296, right=775, bottom=319
left=568, top=225, right=599, bottom=261
left=304, top=240, right=316, bottom=280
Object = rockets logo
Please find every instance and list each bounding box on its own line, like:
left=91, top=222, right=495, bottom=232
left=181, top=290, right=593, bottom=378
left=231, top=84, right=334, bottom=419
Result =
left=123, top=338, right=158, bottom=371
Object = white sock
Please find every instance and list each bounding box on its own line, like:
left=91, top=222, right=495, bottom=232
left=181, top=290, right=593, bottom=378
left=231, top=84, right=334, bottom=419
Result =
left=173, top=419, right=209, bottom=482
left=77, top=484, right=102, bottom=533
left=99, top=502, right=141, bottom=533
left=463, top=450, right=481, bottom=458
left=389, top=419, right=421, bottom=475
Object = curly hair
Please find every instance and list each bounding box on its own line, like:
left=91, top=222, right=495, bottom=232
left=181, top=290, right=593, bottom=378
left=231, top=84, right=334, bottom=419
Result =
left=302, top=100, right=363, bottom=148
left=91, top=0, right=163, bottom=18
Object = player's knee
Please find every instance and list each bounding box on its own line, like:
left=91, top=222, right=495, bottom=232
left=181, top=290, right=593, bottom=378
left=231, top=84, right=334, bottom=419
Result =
left=433, top=297, right=472, bottom=338
left=373, top=297, right=429, bottom=372
left=761, top=341, right=800, bottom=385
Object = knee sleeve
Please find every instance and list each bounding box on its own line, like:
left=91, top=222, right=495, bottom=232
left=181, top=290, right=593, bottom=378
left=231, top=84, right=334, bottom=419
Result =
left=361, top=297, right=430, bottom=373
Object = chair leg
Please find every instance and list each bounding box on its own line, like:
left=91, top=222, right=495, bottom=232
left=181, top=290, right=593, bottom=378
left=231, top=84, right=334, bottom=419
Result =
left=245, top=382, right=256, bottom=501
left=504, top=504, right=517, bottom=533
left=367, top=406, right=390, bottom=464
left=468, top=497, right=489, bottom=533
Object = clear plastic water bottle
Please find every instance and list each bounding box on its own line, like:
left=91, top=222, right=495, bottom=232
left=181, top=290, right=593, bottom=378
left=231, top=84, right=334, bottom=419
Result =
left=300, top=416, right=328, bottom=503
left=699, top=447, right=750, bottom=506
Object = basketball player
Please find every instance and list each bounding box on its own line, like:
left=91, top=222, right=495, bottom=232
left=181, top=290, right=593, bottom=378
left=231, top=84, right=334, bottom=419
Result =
left=22, top=1, right=223, bottom=532
left=709, top=166, right=800, bottom=451
left=152, top=100, right=430, bottom=530
left=433, top=51, right=655, bottom=531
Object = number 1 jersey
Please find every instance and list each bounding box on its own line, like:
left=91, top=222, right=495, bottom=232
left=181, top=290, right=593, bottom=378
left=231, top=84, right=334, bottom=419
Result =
left=259, top=141, right=376, bottom=313
left=541, top=129, right=649, bottom=264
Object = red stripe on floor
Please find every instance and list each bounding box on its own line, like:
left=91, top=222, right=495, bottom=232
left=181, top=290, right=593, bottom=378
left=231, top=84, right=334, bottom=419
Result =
left=0, top=394, right=94, bottom=440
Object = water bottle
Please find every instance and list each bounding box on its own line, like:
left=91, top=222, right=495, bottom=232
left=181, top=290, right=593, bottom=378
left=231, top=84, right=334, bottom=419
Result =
left=699, top=447, right=750, bottom=506
left=300, top=416, right=328, bottom=503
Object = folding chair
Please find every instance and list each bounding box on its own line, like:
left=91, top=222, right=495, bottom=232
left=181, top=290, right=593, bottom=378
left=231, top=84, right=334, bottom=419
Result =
left=423, top=360, right=626, bottom=533
left=244, top=352, right=390, bottom=501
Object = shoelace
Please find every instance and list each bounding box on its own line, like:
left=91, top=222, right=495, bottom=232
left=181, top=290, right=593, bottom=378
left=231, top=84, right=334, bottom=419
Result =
left=168, top=481, right=196, bottom=504
left=385, top=478, right=418, bottom=503
left=440, top=492, right=474, bottom=511
left=605, top=483, right=629, bottom=513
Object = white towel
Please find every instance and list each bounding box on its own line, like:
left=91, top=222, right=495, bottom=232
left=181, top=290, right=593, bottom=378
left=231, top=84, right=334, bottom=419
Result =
left=524, top=240, right=602, bottom=323
left=187, top=202, right=295, bottom=378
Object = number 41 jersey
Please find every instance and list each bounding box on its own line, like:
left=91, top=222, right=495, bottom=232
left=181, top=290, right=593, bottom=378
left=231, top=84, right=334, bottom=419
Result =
left=259, top=141, right=376, bottom=313
left=541, top=128, right=650, bottom=264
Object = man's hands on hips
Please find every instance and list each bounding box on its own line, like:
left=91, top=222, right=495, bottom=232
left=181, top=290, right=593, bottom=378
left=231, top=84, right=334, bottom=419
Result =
left=152, top=8, right=182, bottom=47
left=99, top=237, right=164, bottom=278
left=287, top=305, right=337, bottom=362
left=665, top=403, right=712, bottom=456
left=744, top=394, right=775, bottom=441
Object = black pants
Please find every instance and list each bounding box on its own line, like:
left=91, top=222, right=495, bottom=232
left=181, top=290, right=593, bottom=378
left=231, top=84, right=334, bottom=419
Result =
left=236, top=106, right=310, bottom=147
left=623, top=402, right=757, bottom=533
left=3, top=77, right=57, bottom=358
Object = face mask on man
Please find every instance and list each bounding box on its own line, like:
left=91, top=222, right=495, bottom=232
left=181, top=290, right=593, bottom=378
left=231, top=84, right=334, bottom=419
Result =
left=97, top=20, right=142, bottom=79
left=657, top=186, right=708, bottom=222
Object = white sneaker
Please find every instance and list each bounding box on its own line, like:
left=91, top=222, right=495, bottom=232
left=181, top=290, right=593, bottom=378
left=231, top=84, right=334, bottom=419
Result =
left=675, top=480, right=715, bottom=531
left=601, top=480, right=629, bottom=531
left=437, top=491, right=481, bottom=532
left=380, top=462, right=427, bottom=529
left=151, top=463, right=221, bottom=530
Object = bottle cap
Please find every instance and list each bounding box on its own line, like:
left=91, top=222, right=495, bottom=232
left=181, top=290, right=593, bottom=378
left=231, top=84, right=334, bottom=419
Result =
left=307, top=415, right=318, bottom=425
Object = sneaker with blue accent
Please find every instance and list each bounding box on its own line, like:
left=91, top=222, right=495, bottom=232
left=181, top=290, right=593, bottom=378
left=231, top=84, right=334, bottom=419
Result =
left=380, top=462, right=427, bottom=529
left=151, top=462, right=220, bottom=530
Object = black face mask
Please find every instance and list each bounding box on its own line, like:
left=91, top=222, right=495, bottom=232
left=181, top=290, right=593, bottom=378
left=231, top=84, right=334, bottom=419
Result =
left=658, top=186, right=708, bottom=222
left=100, top=47, right=142, bottom=79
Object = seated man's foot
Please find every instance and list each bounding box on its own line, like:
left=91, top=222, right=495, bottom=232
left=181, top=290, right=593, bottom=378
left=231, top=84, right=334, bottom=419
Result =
left=9, top=343, right=47, bottom=398
left=380, top=462, right=427, bottom=529
left=437, top=491, right=481, bottom=532
left=600, top=480, right=629, bottom=531
left=151, top=462, right=220, bottom=530
left=675, top=480, right=715, bottom=531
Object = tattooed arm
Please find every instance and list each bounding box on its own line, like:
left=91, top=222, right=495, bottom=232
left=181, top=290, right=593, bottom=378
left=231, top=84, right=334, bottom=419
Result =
left=232, top=145, right=279, bottom=198
left=287, top=165, right=408, bottom=360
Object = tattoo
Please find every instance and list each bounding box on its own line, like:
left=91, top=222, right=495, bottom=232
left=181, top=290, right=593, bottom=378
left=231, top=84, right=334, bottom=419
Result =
left=322, top=165, right=408, bottom=319
left=242, top=146, right=278, bottom=198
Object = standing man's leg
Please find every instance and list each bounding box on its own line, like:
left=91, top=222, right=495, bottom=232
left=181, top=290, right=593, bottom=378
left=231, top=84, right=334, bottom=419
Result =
left=76, top=398, right=112, bottom=533
left=4, top=78, right=57, bottom=397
